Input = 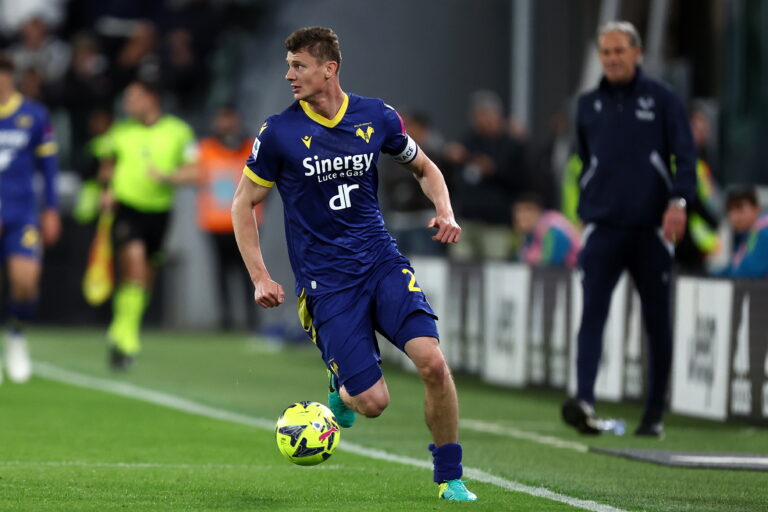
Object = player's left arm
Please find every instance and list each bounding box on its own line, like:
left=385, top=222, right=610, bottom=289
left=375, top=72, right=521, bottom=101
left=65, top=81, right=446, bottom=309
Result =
left=34, top=111, right=60, bottom=246
left=402, top=149, right=461, bottom=244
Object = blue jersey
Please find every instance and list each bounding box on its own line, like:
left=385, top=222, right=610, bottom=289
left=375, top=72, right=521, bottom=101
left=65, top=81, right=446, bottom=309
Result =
left=244, top=93, right=418, bottom=295
left=0, top=92, right=58, bottom=222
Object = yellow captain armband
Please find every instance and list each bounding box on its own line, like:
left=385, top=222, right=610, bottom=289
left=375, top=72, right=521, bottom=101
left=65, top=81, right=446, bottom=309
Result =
left=35, top=142, right=58, bottom=157
left=243, top=166, right=275, bottom=188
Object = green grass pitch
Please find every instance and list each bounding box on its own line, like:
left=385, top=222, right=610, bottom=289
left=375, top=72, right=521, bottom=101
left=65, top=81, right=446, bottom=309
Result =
left=1, top=328, right=766, bottom=511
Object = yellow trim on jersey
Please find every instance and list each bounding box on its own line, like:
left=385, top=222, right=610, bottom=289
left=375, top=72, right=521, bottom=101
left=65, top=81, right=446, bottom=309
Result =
left=0, top=93, right=23, bottom=118
left=300, top=93, right=349, bottom=128
left=297, top=289, right=318, bottom=345
left=35, top=141, right=58, bottom=157
left=243, top=165, right=275, bottom=188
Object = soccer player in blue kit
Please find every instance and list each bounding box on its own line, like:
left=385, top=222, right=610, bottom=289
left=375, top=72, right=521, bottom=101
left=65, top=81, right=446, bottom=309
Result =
left=0, top=54, right=60, bottom=384
left=232, top=27, right=477, bottom=501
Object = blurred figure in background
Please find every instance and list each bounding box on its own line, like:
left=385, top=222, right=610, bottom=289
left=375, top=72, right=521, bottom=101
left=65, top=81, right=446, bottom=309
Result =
left=98, top=80, right=197, bottom=370
left=0, top=54, right=60, bottom=384
left=673, top=107, right=722, bottom=274
left=444, top=89, right=527, bottom=262
left=563, top=21, right=696, bottom=438
left=7, top=17, right=70, bottom=95
left=55, top=32, right=113, bottom=172
left=197, top=105, right=260, bottom=331
left=112, top=21, right=159, bottom=90
left=717, top=186, right=768, bottom=278
left=379, top=110, right=446, bottom=257
left=514, top=194, right=580, bottom=268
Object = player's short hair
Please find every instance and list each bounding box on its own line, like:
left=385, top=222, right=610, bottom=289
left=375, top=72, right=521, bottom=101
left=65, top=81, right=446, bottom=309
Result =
left=131, top=79, right=162, bottom=101
left=469, top=89, right=503, bottom=115
left=515, top=192, right=544, bottom=209
left=285, top=26, right=342, bottom=71
left=0, top=53, right=14, bottom=73
left=725, top=185, right=759, bottom=210
left=598, top=20, right=643, bottom=48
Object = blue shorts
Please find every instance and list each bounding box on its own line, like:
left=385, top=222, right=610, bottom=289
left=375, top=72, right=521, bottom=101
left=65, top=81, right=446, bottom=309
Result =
left=0, top=217, right=41, bottom=263
left=298, top=259, right=439, bottom=396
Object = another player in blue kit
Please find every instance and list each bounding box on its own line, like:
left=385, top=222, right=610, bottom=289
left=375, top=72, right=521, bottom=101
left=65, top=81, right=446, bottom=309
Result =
left=0, top=54, right=60, bottom=384
left=232, top=27, right=476, bottom=501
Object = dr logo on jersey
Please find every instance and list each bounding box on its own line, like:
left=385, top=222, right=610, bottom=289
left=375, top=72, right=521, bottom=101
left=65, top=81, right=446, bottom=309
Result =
left=329, top=183, right=359, bottom=210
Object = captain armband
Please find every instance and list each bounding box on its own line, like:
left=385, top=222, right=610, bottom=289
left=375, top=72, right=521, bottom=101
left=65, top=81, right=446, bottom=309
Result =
left=391, top=135, right=418, bottom=164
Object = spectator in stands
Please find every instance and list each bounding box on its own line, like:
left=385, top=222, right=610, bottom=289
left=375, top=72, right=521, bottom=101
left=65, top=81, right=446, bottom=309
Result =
left=112, top=20, right=159, bottom=91
left=674, top=107, right=722, bottom=274
left=444, top=90, right=527, bottom=261
left=196, top=106, right=260, bottom=330
left=55, top=32, right=113, bottom=172
left=514, top=194, right=580, bottom=268
left=379, top=110, right=447, bottom=257
left=7, top=16, right=70, bottom=90
left=718, top=186, right=768, bottom=278
left=160, top=27, right=208, bottom=118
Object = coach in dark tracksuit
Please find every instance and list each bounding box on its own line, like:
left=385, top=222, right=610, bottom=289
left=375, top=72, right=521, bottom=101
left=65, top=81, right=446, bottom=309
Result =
left=561, top=21, right=696, bottom=437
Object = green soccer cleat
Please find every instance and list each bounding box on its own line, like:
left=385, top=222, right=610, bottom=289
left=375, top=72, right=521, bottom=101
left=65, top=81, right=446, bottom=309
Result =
left=438, top=480, right=478, bottom=501
left=328, top=370, right=356, bottom=428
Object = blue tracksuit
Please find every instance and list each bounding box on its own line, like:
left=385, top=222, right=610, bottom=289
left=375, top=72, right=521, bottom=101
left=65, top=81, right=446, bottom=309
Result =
left=575, top=68, right=696, bottom=422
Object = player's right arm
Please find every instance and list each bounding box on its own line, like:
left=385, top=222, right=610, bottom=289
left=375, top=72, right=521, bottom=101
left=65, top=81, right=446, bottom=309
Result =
left=231, top=174, right=284, bottom=308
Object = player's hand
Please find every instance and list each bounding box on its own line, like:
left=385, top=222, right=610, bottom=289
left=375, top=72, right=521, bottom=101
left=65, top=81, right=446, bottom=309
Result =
left=147, top=166, right=169, bottom=184
left=41, top=208, right=61, bottom=246
left=662, top=204, right=687, bottom=243
left=254, top=277, right=285, bottom=308
left=427, top=214, right=461, bottom=244
left=100, top=189, right=115, bottom=211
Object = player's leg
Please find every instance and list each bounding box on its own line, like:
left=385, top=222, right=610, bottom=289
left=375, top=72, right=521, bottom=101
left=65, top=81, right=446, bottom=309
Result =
left=627, top=229, right=673, bottom=437
left=298, top=287, right=385, bottom=427
left=337, top=371, right=390, bottom=418
left=564, top=224, right=626, bottom=434
left=4, top=254, right=41, bottom=383
left=375, top=263, right=476, bottom=501
left=2, top=222, right=44, bottom=384
left=107, top=239, right=150, bottom=366
left=108, top=205, right=169, bottom=369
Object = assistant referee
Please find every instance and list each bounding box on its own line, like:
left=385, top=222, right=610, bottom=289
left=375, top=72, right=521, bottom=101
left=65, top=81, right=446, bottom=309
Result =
left=98, top=80, right=198, bottom=369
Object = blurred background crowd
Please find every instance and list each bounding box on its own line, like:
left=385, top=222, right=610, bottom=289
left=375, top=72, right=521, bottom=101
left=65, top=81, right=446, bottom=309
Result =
left=2, top=0, right=766, bottom=334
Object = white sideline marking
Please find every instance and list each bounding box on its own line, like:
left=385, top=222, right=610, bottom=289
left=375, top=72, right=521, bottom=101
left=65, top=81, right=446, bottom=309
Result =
left=33, top=362, right=630, bottom=512
left=462, top=419, right=590, bottom=453
left=671, top=455, right=768, bottom=466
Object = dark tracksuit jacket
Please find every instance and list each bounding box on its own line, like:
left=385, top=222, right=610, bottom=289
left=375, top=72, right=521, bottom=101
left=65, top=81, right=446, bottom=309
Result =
left=574, top=68, right=696, bottom=419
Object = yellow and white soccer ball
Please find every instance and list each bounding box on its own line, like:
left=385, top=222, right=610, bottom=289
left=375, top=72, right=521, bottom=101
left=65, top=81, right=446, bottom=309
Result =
left=275, top=401, right=341, bottom=466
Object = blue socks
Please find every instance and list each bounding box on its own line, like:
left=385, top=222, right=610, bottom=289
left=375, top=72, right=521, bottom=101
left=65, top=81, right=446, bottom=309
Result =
left=429, top=442, right=463, bottom=483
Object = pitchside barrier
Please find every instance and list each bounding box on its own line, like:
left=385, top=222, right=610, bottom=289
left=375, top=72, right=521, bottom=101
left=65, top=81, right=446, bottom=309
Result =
left=378, top=258, right=768, bottom=427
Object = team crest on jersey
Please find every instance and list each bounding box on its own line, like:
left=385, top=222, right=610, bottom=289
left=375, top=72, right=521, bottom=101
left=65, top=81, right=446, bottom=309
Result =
left=636, top=95, right=655, bottom=121
left=355, top=125, right=374, bottom=143
left=21, top=225, right=40, bottom=249
left=301, top=135, right=312, bottom=148
left=15, top=115, right=32, bottom=129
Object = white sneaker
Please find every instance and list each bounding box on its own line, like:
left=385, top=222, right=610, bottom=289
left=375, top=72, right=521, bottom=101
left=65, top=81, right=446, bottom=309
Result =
left=5, top=332, right=31, bottom=383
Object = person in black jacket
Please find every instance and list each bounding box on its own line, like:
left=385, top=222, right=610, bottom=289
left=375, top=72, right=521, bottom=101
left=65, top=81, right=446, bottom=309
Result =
left=562, top=21, right=696, bottom=438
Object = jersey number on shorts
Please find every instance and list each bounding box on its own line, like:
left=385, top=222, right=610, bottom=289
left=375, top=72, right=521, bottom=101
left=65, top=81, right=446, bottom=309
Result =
left=401, top=269, right=422, bottom=292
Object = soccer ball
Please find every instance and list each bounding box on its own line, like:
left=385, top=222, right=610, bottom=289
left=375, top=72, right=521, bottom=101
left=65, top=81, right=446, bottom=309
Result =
left=275, top=401, right=341, bottom=466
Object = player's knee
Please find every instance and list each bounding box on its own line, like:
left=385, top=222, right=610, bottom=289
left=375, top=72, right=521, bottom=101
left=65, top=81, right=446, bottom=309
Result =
left=358, top=397, right=388, bottom=418
left=417, top=352, right=449, bottom=385
left=354, top=388, right=389, bottom=418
